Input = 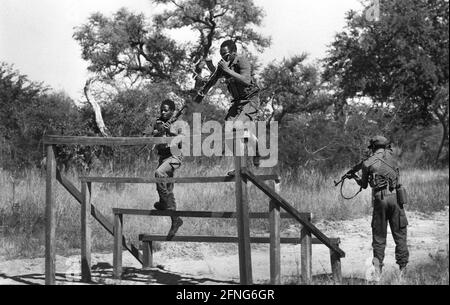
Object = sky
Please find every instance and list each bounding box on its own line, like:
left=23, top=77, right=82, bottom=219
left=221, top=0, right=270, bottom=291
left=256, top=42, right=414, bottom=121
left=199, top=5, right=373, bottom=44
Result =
left=0, top=0, right=364, bottom=101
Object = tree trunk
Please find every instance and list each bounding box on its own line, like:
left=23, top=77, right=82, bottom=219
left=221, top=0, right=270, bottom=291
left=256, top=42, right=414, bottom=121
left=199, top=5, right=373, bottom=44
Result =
left=84, top=79, right=110, bottom=137
left=435, top=118, right=448, bottom=164
left=433, top=85, right=449, bottom=164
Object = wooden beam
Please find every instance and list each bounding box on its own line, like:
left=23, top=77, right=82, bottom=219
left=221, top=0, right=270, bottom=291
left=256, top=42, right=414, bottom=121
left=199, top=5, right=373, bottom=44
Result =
left=269, top=181, right=281, bottom=285
left=79, top=175, right=279, bottom=184
left=55, top=170, right=143, bottom=264
left=330, top=248, right=343, bottom=284
left=112, top=208, right=303, bottom=219
left=142, top=241, right=153, bottom=270
left=234, top=157, right=252, bottom=285
left=45, top=145, right=56, bottom=285
left=242, top=168, right=345, bottom=258
left=80, top=182, right=92, bottom=283
left=301, top=227, right=313, bottom=284
left=43, top=133, right=248, bottom=146
left=139, top=235, right=338, bottom=244
left=113, top=213, right=123, bottom=279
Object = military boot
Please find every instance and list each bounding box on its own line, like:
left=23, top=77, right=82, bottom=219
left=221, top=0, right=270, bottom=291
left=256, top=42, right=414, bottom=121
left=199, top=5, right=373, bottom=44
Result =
left=154, top=201, right=166, bottom=211
left=372, top=257, right=383, bottom=282
left=398, top=264, right=408, bottom=281
left=166, top=217, right=183, bottom=241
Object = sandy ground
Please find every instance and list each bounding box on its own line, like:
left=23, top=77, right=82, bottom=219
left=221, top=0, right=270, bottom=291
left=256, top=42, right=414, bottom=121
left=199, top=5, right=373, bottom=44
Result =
left=0, top=207, right=448, bottom=285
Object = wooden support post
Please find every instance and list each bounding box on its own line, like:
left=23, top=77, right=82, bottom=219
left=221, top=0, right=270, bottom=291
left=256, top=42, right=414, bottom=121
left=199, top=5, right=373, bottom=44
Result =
left=234, top=154, right=253, bottom=285
left=330, top=248, right=342, bottom=284
left=45, top=144, right=56, bottom=285
left=142, top=241, right=153, bottom=269
left=113, top=213, right=123, bottom=279
left=269, top=181, right=281, bottom=285
left=300, top=226, right=312, bottom=284
left=81, top=182, right=92, bottom=282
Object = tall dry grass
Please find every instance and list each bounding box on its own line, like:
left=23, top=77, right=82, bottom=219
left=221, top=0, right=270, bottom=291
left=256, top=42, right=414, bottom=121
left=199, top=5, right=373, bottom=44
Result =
left=0, top=162, right=448, bottom=261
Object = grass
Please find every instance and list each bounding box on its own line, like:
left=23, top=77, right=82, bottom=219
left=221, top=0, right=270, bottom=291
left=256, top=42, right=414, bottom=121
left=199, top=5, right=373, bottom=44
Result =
left=395, top=249, right=449, bottom=285
left=0, top=161, right=448, bottom=285
left=282, top=248, right=449, bottom=285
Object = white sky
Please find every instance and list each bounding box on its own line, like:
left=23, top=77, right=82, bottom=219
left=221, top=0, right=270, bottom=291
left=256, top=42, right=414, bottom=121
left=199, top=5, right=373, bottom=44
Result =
left=0, top=0, right=363, bottom=101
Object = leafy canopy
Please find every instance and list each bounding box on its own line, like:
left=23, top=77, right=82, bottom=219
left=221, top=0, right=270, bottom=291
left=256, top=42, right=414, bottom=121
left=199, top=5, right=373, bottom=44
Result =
left=323, top=0, right=449, bottom=127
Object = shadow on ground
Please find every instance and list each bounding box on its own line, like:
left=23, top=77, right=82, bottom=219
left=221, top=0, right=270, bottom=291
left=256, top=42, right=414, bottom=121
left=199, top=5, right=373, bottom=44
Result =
left=0, top=261, right=239, bottom=285
left=91, top=262, right=239, bottom=285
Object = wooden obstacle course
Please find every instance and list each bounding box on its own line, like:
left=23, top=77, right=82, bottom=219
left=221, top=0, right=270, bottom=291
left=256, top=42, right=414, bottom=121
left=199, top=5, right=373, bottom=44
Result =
left=43, top=135, right=345, bottom=285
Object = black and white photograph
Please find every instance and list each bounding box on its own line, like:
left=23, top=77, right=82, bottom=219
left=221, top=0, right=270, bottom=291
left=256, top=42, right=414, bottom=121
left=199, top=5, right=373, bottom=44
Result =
left=0, top=0, right=448, bottom=293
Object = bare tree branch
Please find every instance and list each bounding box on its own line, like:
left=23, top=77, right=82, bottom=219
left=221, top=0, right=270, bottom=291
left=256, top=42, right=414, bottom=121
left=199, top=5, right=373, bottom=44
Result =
left=84, top=78, right=111, bottom=137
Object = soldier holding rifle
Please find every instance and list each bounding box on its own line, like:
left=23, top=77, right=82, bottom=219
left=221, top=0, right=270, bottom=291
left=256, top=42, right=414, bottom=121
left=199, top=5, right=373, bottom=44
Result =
left=144, top=99, right=183, bottom=241
left=194, top=40, right=262, bottom=174
left=337, top=136, right=409, bottom=280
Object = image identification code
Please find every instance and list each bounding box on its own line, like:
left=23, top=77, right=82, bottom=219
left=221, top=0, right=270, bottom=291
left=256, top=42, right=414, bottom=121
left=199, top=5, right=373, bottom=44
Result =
left=176, top=289, right=275, bottom=302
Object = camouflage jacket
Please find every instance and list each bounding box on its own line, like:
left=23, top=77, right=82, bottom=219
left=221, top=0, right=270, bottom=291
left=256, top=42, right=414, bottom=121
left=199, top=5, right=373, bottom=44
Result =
left=360, top=148, right=400, bottom=191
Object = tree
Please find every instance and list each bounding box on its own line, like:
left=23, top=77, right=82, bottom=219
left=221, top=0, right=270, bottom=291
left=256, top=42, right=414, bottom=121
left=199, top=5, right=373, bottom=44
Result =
left=323, top=0, right=449, bottom=161
left=73, top=8, right=186, bottom=84
left=278, top=109, right=378, bottom=171
left=74, top=1, right=270, bottom=92
left=430, top=83, right=449, bottom=162
left=0, top=63, right=46, bottom=169
left=0, top=62, right=83, bottom=169
left=153, top=0, right=270, bottom=69
left=259, top=54, right=333, bottom=125
left=73, top=1, right=270, bottom=138
left=73, top=8, right=188, bottom=135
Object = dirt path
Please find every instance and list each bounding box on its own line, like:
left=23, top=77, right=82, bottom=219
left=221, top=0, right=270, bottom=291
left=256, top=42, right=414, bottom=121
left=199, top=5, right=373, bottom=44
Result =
left=0, top=207, right=448, bottom=285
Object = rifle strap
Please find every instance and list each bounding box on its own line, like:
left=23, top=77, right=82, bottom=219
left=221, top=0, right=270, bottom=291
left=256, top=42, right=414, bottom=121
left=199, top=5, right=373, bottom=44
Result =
left=340, top=179, right=363, bottom=200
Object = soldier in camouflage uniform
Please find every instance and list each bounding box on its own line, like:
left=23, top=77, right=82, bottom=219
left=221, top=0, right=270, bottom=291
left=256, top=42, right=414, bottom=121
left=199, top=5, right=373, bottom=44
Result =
left=355, top=136, right=409, bottom=277
left=195, top=40, right=261, bottom=174
left=146, top=99, right=183, bottom=241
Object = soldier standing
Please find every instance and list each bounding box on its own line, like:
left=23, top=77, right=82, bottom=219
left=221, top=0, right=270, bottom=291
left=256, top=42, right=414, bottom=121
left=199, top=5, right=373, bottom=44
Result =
left=354, top=136, right=409, bottom=279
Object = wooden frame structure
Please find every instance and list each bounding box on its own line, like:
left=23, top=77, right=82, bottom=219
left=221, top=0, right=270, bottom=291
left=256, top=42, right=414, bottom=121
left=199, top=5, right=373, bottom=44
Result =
left=111, top=209, right=341, bottom=284
left=43, top=135, right=345, bottom=285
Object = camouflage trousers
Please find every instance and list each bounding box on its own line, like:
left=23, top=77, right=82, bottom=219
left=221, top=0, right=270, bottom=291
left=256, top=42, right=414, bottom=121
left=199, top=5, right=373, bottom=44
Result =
left=154, top=156, right=181, bottom=210
left=371, top=189, right=409, bottom=268
left=224, top=98, right=260, bottom=156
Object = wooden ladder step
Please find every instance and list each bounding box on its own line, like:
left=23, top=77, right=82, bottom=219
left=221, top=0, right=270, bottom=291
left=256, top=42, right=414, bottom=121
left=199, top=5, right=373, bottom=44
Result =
left=113, top=209, right=308, bottom=219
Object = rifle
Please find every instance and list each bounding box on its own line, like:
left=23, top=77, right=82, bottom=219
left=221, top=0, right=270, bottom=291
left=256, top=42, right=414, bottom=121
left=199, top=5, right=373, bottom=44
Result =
left=136, top=59, right=216, bottom=158
left=137, top=104, right=188, bottom=157
left=193, top=62, right=225, bottom=104
left=334, top=161, right=364, bottom=199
